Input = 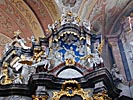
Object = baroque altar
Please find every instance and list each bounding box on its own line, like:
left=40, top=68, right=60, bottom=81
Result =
left=0, top=11, right=121, bottom=100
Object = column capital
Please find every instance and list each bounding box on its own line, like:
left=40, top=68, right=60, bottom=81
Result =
left=107, top=38, right=119, bottom=47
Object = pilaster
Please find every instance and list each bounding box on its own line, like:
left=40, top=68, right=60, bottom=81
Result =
left=108, top=38, right=127, bottom=80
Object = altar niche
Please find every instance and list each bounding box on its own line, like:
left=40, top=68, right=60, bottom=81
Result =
left=49, top=28, right=104, bottom=70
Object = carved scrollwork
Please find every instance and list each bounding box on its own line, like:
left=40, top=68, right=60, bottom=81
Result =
left=0, top=62, right=12, bottom=85
left=51, top=80, right=92, bottom=100
left=92, top=91, right=112, bottom=100
left=51, top=80, right=112, bottom=100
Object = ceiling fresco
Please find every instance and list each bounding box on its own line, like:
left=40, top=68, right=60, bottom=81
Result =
left=0, top=0, right=132, bottom=58
left=56, top=0, right=133, bottom=34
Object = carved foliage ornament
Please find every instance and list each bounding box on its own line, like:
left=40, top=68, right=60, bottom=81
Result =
left=92, top=91, right=112, bottom=100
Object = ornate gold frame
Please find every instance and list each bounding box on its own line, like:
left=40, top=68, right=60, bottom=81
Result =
left=51, top=80, right=92, bottom=100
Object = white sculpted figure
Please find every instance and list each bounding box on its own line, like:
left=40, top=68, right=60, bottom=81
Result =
left=111, top=64, right=124, bottom=82
left=10, top=30, right=31, bottom=49
left=32, top=58, right=50, bottom=71
left=21, top=64, right=31, bottom=84
left=83, top=19, right=91, bottom=31
left=61, top=15, right=67, bottom=25
left=72, top=16, right=80, bottom=25
left=27, top=36, right=36, bottom=47
left=48, top=24, right=53, bottom=33
left=88, top=48, right=103, bottom=68
left=93, top=49, right=102, bottom=65
left=32, top=48, right=51, bottom=71
left=64, top=46, right=75, bottom=60
left=17, top=38, right=30, bottom=49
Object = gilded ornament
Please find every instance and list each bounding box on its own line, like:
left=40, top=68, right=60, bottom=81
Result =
left=13, top=30, right=21, bottom=37
left=92, top=90, right=112, bottom=100
left=32, top=95, right=48, bottom=100
left=67, top=11, right=73, bottom=16
left=51, top=80, right=92, bottom=100
left=65, top=58, right=75, bottom=66
left=80, top=54, right=94, bottom=60
left=1, top=62, right=12, bottom=85
left=98, top=40, right=104, bottom=55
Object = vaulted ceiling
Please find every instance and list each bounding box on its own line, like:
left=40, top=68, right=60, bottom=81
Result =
left=0, top=0, right=132, bottom=58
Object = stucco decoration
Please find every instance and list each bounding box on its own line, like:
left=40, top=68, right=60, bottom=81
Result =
left=10, top=0, right=44, bottom=38
left=0, top=33, right=12, bottom=46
